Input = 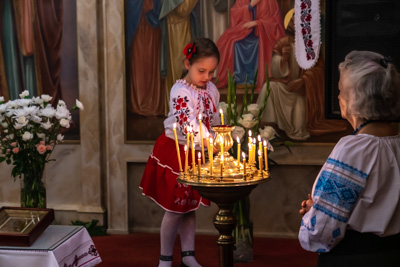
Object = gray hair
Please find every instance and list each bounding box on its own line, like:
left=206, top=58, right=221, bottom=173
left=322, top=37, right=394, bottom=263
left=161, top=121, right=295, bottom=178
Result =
left=338, top=51, right=400, bottom=121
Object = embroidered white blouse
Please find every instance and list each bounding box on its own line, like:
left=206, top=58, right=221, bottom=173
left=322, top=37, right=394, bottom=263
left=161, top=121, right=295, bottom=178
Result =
left=164, top=80, right=220, bottom=149
left=299, top=134, right=400, bottom=253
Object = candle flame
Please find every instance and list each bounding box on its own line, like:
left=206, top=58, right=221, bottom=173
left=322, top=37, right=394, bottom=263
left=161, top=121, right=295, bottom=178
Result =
left=198, top=113, right=202, bottom=120
left=242, top=152, right=246, bottom=159
left=184, top=145, right=187, bottom=152
left=236, top=136, right=240, bottom=143
left=219, top=108, right=223, bottom=114
left=258, top=135, right=261, bottom=141
left=263, top=140, right=267, bottom=146
left=210, top=138, right=213, bottom=144
left=173, top=122, right=176, bottom=129
left=248, top=130, right=252, bottom=137
left=258, top=149, right=261, bottom=156
left=198, top=152, right=201, bottom=158
left=206, top=132, right=209, bottom=138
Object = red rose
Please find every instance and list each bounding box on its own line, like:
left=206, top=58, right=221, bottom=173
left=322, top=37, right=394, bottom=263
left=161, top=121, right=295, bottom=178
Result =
left=177, top=98, right=183, bottom=104
left=176, top=105, right=181, bottom=110
left=181, top=102, right=187, bottom=108
left=305, top=14, right=312, bottom=22
left=307, top=40, right=313, bottom=47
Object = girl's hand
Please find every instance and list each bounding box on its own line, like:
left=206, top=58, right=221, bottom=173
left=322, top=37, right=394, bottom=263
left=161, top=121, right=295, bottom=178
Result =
left=299, top=194, right=314, bottom=215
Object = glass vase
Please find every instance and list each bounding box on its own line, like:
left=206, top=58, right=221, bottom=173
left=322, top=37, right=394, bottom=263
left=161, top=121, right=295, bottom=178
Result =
left=20, top=174, right=46, bottom=208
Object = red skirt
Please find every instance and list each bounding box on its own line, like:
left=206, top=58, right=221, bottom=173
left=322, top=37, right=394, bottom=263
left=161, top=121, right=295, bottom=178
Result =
left=140, top=132, right=210, bottom=213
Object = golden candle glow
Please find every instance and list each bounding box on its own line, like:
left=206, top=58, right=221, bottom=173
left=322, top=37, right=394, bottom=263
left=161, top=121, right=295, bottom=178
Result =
left=220, top=139, right=224, bottom=164
left=258, top=135, right=262, bottom=159
left=199, top=114, right=205, bottom=164
left=219, top=109, right=224, bottom=125
left=220, top=155, right=224, bottom=176
left=210, top=138, right=213, bottom=175
left=206, top=132, right=210, bottom=156
left=263, top=140, right=268, bottom=171
left=173, top=123, right=183, bottom=172
left=258, top=149, right=263, bottom=171
left=198, top=152, right=201, bottom=177
left=236, top=137, right=241, bottom=163
left=184, top=145, right=188, bottom=173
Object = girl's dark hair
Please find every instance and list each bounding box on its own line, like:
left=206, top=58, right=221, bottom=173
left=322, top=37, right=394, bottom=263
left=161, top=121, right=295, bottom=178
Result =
left=181, top=38, right=220, bottom=78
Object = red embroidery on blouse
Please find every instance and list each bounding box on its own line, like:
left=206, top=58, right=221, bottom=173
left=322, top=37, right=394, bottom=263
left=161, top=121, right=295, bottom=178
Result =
left=172, top=95, right=190, bottom=135
left=300, top=0, right=316, bottom=61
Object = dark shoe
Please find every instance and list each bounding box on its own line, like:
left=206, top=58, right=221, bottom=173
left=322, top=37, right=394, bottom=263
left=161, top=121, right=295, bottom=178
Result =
left=158, top=255, right=173, bottom=266
left=181, top=251, right=195, bottom=267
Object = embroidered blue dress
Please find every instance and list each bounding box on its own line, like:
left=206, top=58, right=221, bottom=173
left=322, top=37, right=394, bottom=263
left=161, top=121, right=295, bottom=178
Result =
left=299, top=133, right=400, bottom=252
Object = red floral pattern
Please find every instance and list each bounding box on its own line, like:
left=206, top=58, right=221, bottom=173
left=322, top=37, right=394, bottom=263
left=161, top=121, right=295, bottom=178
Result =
left=300, top=0, right=316, bottom=61
left=172, top=95, right=190, bottom=134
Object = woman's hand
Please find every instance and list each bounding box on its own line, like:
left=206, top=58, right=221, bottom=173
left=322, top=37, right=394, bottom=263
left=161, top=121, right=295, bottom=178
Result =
left=299, top=194, right=314, bottom=216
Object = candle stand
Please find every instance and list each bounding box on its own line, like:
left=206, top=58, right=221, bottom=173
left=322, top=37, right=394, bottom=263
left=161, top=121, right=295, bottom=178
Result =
left=177, top=126, right=270, bottom=267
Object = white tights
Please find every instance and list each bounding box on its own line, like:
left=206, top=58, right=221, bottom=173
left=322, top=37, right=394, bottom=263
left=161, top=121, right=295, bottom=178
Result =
left=158, top=211, right=202, bottom=267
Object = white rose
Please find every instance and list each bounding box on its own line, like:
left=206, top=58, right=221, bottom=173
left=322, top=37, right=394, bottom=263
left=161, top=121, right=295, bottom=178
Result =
left=3, top=129, right=7, bottom=133
left=0, top=103, right=8, bottom=113
left=14, top=99, right=31, bottom=107
left=55, top=106, right=70, bottom=119
left=41, top=120, right=53, bottom=130
left=23, top=105, right=39, bottom=116
left=39, top=106, right=56, bottom=118
left=19, top=90, right=29, bottom=98
left=22, top=131, right=33, bottom=141
left=238, top=114, right=258, bottom=129
left=58, top=100, right=66, bottom=107
left=7, top=134, right=14, bottom=140
left=59, top=118, right=70, bottom=128
left=32, top=96, right=44, bottom=105
left=75, top=99, right=84, bottom=111
left=31, top=115, right=42, bottom=123
left=259, top=126, right=276, bottom=140
left=14, top=123, right=24, bottom=130
left=247, top=104, right=260, bottom=118
left=57, top=134, right=64, bottom=141
left=37, top=133, right=46, bottom=139
left=0, top=96, right=4, bottom=102
left=41, top=94, right=52, bottom=102
left=16, top=116, right=28, bottom=126
left=231, top=126, right=245, bottom=142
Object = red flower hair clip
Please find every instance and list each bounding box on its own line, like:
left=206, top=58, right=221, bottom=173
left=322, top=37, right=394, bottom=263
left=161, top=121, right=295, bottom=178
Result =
left=183, top=43, right=196, bottom=60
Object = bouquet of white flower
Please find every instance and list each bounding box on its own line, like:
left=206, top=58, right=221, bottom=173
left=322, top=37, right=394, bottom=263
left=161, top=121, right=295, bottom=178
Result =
left=0, top=91, right=83, bottom=208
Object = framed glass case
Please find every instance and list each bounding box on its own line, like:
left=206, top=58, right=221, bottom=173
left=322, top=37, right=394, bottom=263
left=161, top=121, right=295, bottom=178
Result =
left=0, top=207, right=55, bottom=247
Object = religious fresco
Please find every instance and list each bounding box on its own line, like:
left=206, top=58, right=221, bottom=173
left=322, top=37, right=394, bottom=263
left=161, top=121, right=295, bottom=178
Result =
left=0, top=0, right=80, bottom=140
left=125, top=0, right=351, bottom=142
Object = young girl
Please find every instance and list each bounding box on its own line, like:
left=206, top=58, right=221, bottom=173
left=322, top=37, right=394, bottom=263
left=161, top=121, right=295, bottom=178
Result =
left=140, top=38, right=220, bottom=267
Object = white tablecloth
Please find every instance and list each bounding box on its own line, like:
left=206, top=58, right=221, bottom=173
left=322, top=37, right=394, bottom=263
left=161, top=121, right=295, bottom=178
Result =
left=0, top=225, right=102, bottom=267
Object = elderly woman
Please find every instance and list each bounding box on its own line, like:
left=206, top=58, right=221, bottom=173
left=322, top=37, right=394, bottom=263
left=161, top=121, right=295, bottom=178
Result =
left=298, top=51, right=400, bottom=266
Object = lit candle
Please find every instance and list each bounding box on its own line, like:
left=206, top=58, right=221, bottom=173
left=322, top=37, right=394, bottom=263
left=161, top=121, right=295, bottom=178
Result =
left=184, top=145, right=188, bottom=173
left=263, top=140, right=268, bottom=171
left=242, top=152, right=246, bottom=179
left=198, top=152, right=201, bottom=177
left=258, top=149, right=263, bottom=171
left=248, top=146, right=252, bottom=164
left=236, top=137, right=241, bottom=164
left=220, top=155, right=224, bottom=176
left=258, top=135, right=262, bottom=159
left=198, top=114, right=205, bottom=164
left=219, top=109, right=224, bottom=125
left=252, top=138, right=256, bottom=164
left=206, top=132, right=210, bottom=155
left=190, top=127, right=195, bottom=170
left=186, top=126, right=190, bottom=166
left=173, top=123, right=183, bottom=172
left=192, top=143, right=196, bottom=171
left=210, top=138, right=213, bottom=175
left=248, top=130, right=252, bottom=147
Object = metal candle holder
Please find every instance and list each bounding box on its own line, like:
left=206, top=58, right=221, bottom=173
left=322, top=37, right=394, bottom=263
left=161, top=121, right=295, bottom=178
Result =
left=177, top=125, right=270, bottom=267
